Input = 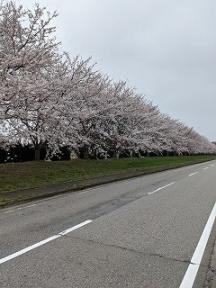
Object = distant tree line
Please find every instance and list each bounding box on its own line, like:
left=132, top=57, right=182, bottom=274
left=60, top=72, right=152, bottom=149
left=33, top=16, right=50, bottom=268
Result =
left=0, top=1, right=215, bottom=161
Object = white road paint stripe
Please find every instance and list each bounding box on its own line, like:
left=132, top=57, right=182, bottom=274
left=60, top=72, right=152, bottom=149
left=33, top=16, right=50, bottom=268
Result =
left=79, top=190, right=91, bottom=195
left=17, top=204, right=37, bottom=210
left=0, top=220, right=92, bottom=265
left=0, top=235, right=60, bottom=265
left=204, top=167, right=209, bottom=170
left=179, top=202, right=216, bottom=288
left=188, top=172, right=199, bottom=177
left=26, top=204, right=37, bottom=208
left=59, top=220, right=92, bottom=235
left=4, top=210, right=16, bottom=214
left=4, top=204, right=37, bottom=214
left=148, top=182, right=176, bottom=195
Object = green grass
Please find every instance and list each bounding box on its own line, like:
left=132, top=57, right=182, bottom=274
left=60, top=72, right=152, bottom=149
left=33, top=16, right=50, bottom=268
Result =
left=0, top=155, right=215, bottom=194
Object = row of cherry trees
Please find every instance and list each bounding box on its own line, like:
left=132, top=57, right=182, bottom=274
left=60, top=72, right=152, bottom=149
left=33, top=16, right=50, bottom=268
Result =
left=0, top=1, right=215, bottom=160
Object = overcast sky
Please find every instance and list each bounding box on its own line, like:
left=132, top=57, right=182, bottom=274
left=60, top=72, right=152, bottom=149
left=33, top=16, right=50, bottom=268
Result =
left=17, top=0, right=216, bottom=140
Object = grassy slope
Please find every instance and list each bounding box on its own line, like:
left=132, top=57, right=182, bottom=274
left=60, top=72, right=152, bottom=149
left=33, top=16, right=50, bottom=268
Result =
left=0, top=155, right=215, bottom=195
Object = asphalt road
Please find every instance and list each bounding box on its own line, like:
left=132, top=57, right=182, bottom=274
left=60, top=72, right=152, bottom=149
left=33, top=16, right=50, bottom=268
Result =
left=0, top=160, right=216, bottom=288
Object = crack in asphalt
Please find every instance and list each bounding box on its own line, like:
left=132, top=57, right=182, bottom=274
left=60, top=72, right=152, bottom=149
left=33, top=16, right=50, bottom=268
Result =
left=61, top=233, right=192, bottom=265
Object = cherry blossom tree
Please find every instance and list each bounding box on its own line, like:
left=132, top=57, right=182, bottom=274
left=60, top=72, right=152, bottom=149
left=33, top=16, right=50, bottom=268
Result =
left=0, top=1, right=66, bottom=159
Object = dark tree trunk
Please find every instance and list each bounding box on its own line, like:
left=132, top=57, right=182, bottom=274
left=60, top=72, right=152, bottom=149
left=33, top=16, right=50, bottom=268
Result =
left=79, top=146, right=89, bottom=159
left=35, top=145, right=41, bottom=161
left=83, top=149, right=89, bottom=159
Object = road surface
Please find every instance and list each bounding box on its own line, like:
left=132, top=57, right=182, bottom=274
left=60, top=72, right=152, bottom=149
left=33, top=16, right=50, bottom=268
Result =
left=0, top=160, right=216, bottom=287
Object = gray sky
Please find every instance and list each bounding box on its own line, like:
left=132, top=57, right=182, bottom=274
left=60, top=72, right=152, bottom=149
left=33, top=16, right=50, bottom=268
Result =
left=17, top=0, right=216, bottom=140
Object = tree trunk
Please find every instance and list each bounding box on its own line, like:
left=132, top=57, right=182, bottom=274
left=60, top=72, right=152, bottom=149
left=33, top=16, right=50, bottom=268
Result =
left=104, top=152, right=108, bottom=160
left=83, top=148, right=89, bottom=159
left=35, top=145, right=41, bottom=161
left=116, top=151, right=120, bottom=159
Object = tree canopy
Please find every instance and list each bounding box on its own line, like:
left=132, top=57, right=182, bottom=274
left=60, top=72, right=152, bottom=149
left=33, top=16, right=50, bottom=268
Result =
left=0, top=1, right=215, bottom=160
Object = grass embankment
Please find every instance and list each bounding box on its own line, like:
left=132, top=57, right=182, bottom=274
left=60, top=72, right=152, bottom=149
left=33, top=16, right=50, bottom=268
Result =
left=0, top=155, right=215, bottom=207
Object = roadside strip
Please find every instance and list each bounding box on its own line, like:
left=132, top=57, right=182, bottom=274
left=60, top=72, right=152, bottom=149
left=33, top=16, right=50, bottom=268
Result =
left=2, top=164, right=210, bottom=214
left=1, top=159, right=215, bottom=209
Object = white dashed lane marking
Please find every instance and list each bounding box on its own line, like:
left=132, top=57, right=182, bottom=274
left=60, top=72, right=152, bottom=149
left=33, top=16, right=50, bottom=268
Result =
left=0, top=220, right=92, bottom=265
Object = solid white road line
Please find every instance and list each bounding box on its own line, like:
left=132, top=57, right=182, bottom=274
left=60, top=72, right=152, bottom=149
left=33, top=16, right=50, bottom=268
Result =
left=4, top=210, right=17, bottom=214
left=179, top=202, right=216, bottom=288
left=59, top=220, right=92, bottom=235
left=4, top=204, right=37, bottom=214
left=0, top=220, right=92, bottom=265
left=188, top=172, right=199, bottom=177
left=148, top=182, right=176, bottom=195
